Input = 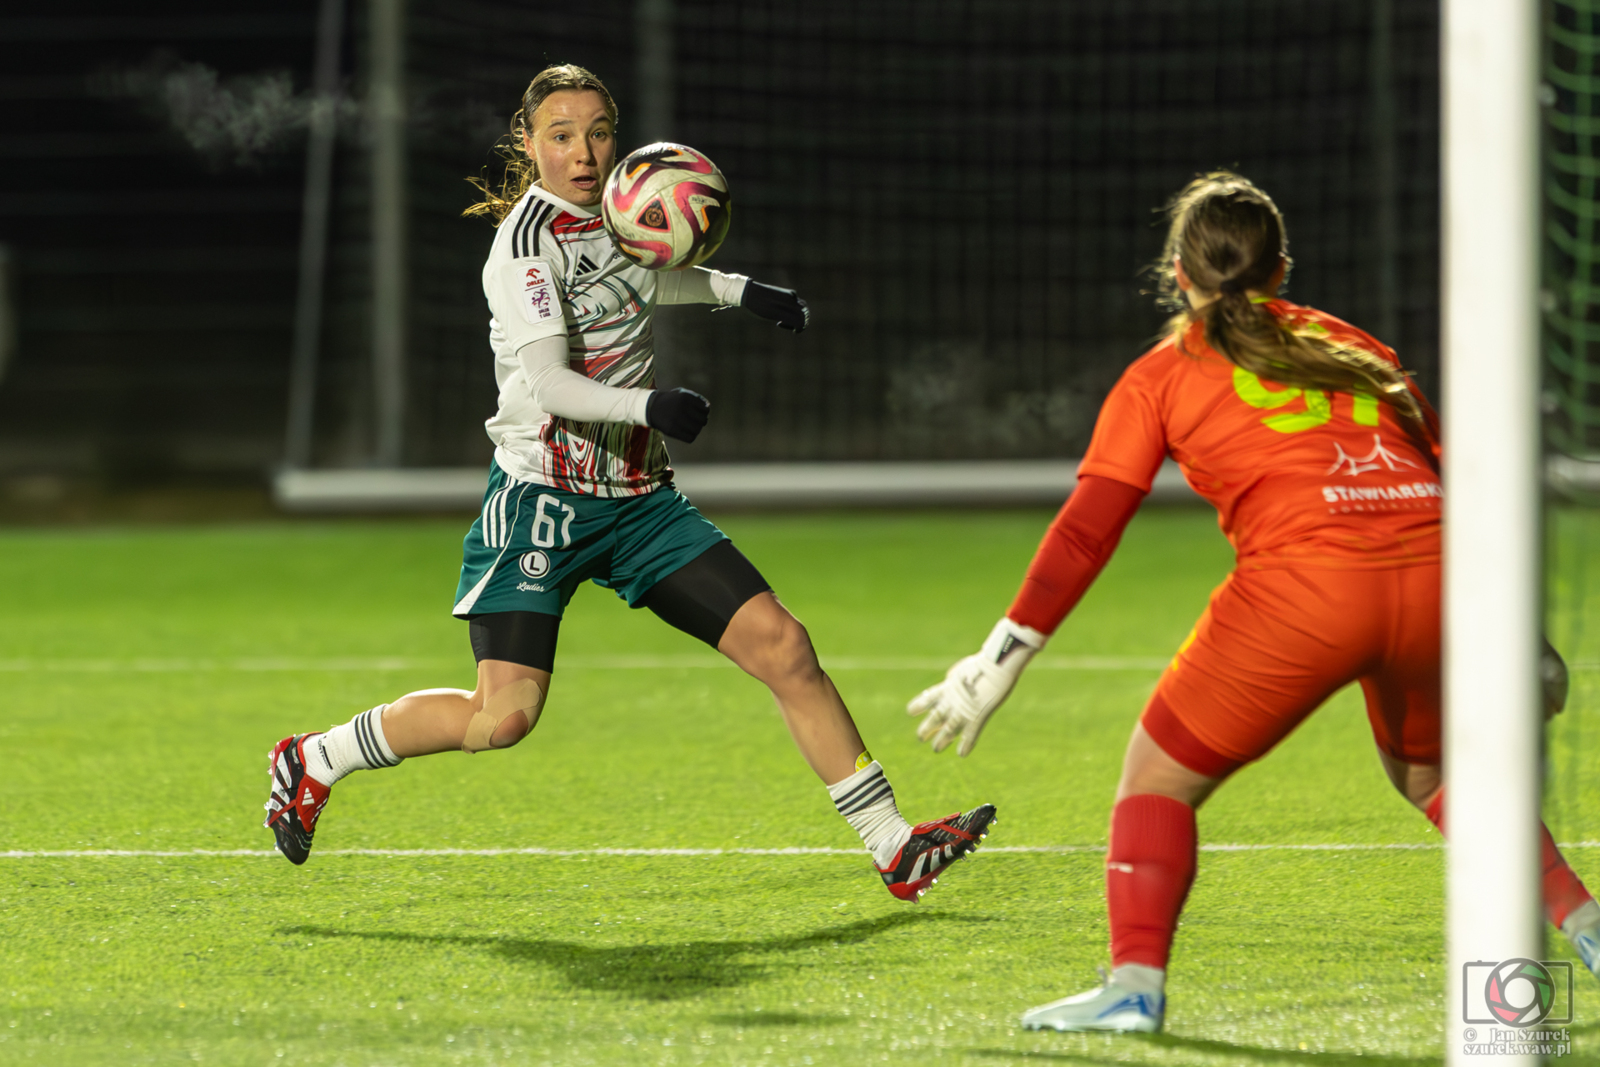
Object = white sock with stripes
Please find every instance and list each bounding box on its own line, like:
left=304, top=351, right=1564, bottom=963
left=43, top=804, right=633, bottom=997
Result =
left=305, top=705, right=403, bottom=787
left=827, top=759, right=913, bottom=869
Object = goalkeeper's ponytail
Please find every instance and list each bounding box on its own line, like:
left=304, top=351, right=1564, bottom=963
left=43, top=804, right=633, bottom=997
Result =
left=1150, top=172, right=1420, bottom=421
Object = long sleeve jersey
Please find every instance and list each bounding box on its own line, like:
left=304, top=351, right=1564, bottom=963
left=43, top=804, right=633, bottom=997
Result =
left=1008, top=301, right=1442, bottom=634
left=481, top=183, right=746, bottom=497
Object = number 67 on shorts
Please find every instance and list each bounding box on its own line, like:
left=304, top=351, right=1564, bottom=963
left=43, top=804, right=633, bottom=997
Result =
left=453, top=466, right=732, bottom=621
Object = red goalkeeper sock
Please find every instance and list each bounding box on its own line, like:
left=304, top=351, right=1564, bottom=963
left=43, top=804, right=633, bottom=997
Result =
left=1107, top=794, right=1197, bottom=970
left=1541, top=825, right=1595, bottom=929
left=1424, top=789, right=1594, bottom=928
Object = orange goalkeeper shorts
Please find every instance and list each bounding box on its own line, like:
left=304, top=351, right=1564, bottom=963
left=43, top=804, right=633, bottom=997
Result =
left=1141, top=562, right=1441, bottom=777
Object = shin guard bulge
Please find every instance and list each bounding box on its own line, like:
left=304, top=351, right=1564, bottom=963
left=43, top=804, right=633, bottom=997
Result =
left=1424, top=788, right=1594, bottom=928
left=462, top=677, right=546, bottom=753
left=1107, top=794, right=1198, bottom=971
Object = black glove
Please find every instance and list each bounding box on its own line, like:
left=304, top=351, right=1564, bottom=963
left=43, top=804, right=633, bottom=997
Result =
left=741, top=280, right=810, bottom=332
left=645, top=388, right=710, bottom=443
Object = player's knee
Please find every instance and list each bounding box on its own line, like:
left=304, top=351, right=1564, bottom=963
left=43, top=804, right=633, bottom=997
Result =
left=488, top=709, right=534, bottom=748
left=463, top=677, right=546, bottom=754
left=742, top=610, right=820, bottom=685
left=770, top=614, right=823, bottom=683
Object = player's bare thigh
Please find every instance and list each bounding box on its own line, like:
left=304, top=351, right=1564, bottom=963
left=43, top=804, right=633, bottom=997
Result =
left=1116, top=723, right=1227, bottom=808
left=1378, top=751, right=1440, bottom=810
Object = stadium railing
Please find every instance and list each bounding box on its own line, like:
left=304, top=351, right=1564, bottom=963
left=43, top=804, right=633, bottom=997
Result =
left=271, top=460, right=1202, bottom=512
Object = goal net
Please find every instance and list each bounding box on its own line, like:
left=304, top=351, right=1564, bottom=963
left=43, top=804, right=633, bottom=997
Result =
left=1545, top=0, right=1600, bottom=848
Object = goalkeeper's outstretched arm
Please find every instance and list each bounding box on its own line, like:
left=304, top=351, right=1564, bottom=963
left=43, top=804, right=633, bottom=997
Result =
left=908, top=475, right=1146, bottom=756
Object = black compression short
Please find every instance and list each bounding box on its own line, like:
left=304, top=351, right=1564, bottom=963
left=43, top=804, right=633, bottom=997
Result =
left=637, top=539, right=772, bottom=648
left=469, top=610, right=560, bottom=672
left=466, top=541, right=769, bottom=668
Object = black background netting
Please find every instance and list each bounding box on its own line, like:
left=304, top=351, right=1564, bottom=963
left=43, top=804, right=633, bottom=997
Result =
left=0, top=1, right=1440, bottom=479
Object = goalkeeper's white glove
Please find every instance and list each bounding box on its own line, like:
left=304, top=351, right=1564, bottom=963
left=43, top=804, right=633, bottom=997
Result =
left=907, top=617, right=1047, bottom=756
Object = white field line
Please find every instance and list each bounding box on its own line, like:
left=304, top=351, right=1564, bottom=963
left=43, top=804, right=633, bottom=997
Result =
left=0, top=655, right=1170, bottom=673
left=11, top=656, right=1600, bottom=675
left=21, top=841, right=1591, bottom=859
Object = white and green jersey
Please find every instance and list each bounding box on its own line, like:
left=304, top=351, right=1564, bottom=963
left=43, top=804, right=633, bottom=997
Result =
left=481, top=184, right=745, bottom=497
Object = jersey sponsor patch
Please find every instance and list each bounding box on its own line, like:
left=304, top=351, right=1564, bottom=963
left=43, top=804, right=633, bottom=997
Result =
left=1321, top=481, right=1441, bottom=503
left=515, top=258, right=559, bottom=324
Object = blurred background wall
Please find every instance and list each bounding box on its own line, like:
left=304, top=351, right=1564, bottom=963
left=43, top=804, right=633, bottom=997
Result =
left=0, top=0, right=1439, bottom=492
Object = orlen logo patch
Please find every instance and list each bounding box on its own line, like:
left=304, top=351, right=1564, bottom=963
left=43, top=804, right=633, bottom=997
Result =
left=518, top=258, right=557, bottom=323
left=519, top=551, right=550, bottom=579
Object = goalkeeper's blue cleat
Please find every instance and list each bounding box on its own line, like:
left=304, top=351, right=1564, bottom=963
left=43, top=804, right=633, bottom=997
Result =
left=1563, top=901, right=1600, bottom=982
left=1021, top=970, right=1165, bottom=1033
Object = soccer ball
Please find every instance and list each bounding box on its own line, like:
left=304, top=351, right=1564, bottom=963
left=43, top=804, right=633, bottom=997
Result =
left=600, top=142, right=731, bottom=271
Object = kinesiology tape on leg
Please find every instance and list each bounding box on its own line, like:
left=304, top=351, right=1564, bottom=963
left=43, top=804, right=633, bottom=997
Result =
left=462, top=678, right=546, bottom=754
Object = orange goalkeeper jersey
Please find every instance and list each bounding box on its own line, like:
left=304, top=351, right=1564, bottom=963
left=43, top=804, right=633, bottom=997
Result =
left=1077, top=300, right=1441, bottom=569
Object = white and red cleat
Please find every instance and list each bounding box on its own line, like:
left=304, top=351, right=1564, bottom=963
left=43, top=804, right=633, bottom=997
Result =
left=877, top=805, right=996, bottom=901
left=263, top=734, right=330, bottom=865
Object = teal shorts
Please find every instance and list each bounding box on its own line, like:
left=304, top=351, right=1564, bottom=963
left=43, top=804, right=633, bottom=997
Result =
left=451, top=462, right=728, bottom=618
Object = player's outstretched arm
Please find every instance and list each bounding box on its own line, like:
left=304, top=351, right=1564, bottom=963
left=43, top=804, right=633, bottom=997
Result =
left=908, top=474, right=1148, bottom=756
left=909, top=618, right=1047, bottom=756
left=741, top=280, right=809, bottom=332
left=654, top=266, right=808, bottom=332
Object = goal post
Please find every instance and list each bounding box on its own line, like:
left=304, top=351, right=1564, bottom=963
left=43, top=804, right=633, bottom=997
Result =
left=1443, top=1, right=1545, bottom=1064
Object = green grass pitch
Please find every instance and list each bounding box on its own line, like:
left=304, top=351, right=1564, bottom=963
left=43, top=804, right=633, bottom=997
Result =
left=4, top=506, right=1599, bottom=1065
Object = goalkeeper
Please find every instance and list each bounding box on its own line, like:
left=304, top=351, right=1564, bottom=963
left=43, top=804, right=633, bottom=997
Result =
left=910, top=171, right=1598, bottom=1032
left=262, top=63, right=994, bottom=902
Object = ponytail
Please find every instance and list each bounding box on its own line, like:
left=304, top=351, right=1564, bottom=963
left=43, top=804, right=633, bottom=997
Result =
left=1192, top=290, right=1422, bottom=420
left=1153, top=172, right=1421, bottom=421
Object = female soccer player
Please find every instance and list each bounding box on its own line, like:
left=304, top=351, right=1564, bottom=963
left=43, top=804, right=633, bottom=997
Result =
left=263, top=64, right=994, bottom=900
left=909, top=172, right=1597, bottom=1031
